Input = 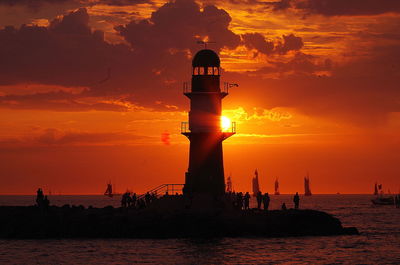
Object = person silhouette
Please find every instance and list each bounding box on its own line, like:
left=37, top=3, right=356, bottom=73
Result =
left=256, top=191, right=262, bottom=209
left=36, top=188, right=44, bottom=207
left=131, top=193, right=137, bottom=208
left=244, top=192, right=251, bottom=210
left=237, top=192, right=243, bottom=210
left=263, top=192, right=270, bottom=211
left=43, top=195, right=50, bottom=209
left=281, top=202, right=287, bottom=210
left=293, top=192, right=300, bottom=209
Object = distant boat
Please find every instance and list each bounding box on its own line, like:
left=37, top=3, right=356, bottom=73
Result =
left=304, top=174, right=312, bottom=196
left=104, top=182, right=113, bottom=197
left=371, top=196, right=394, bottom=205
left=226, top=175, right=233, bottom=193
left=371, top=183, right=394, bottom=205
left=274, top=178, right=280, bottom=195
left=104, top=182, right=121, bottom=197
left=374, top=182, right=379, bottom=195
left=252, top=169, right=260, bottom=196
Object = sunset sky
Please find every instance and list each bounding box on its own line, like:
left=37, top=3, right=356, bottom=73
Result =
left=0, top=0, right=399, bottom=194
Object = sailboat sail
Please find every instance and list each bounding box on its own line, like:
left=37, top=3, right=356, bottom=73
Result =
left=374, top=182, right=379, bottom=195
left=226, top=175, right=233, bottom=193
left=304, top=174, right=312, bottom=196
left=252, top=169, right=260, bottom=196
left=104, top=183, right=113, bottom=197
left=274, top=178, right=280, bottom=195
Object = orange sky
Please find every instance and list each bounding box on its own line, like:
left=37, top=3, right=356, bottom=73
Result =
left=0, top=0, right=399, bottom=194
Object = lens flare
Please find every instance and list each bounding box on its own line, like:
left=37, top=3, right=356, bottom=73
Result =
left=221, top=116, right=231, bottom=131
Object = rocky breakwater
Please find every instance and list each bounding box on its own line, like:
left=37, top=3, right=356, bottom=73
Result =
left=0, top=204, right=358, bottom=238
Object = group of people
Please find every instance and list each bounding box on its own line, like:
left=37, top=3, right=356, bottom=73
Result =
left=228, top=191, right=301, bottom=210
left=121, top=191, right=161, bottom=209
left=36, top=188, right=50, bottom=209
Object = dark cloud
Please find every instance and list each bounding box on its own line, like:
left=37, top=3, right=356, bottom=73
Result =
left=275, top=33, right=303, bottom=54
left=242, top=33, right=303, bottom=55
left=0, top=91, right=134, bottom=111
left=0, top=128, right=151, bottom=147
left=116, top=0, right=240, bottom=53
left=242, top=33, right=274, bottom=55
left=269, top=0, right=400, bottom=16
left=226, top=45, right=400, bottom=126
left=0, top=0, right=244, bottom=111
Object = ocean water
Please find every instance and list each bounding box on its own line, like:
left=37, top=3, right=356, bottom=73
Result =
left=0, top=194, right=399, bottom=264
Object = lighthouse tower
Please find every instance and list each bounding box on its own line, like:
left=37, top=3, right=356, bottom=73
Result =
left=181, top=49, right=235, bottom=197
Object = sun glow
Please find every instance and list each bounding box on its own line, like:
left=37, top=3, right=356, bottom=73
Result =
left=221, top=116, right=231, bottom=131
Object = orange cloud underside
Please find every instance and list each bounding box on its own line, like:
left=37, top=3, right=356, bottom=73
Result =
left=0, top=0, right=399, bottom=194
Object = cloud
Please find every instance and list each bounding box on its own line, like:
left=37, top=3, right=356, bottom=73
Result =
left=115, top=0, right=241, bottom=53
left=268, top=0, right=400, bottom=16
left=0, top=1, right=244, bottom=110
left=0, top=128, right=151, bottom=147
left=242, top=33, right=275, bottom=55
left=242, top=33, right=303, bottom=56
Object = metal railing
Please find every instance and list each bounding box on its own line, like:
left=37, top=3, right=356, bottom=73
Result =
left=182, top=81, right=237, bottom=94
left=137, top=184, right=184, bottom=199
left=183, top=82, right=190, bottom=94
left=181, top=122, right=190, bottom=133
left=181, top=121, right=236, bottom=133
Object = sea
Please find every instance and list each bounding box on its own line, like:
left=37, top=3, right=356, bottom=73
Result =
left=0, top=194, right=399, bottom=264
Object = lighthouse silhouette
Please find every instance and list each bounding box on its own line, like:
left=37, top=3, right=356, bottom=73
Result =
left=182, top=48, right=235, bottom=198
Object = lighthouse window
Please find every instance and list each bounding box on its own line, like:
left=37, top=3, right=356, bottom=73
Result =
left=213, top=67, right=219, bottom=75
left=207, top=67, right=213, bottom=75
left=199, top=67, right=205, bottom=75
left=193, top=67, right=199, bottom=75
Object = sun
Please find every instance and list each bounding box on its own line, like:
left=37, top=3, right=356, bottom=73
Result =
left=221, top=116, right=231, bottom=131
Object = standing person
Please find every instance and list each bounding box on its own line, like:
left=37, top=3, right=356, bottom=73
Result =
left=131, top=193, right=137, bottom=208
left=244, top=192, right=251, bottom=210
left=237, top=192, right=243, bottom=210
left=263, top=192, right=270, bottom=211
left=256, top=191, right=263, bottom=209
left=121, top=192, right=128, bottom=208
left=293, top=192, right=300, bottom=209
left=36, top=188, right=44, bottom=207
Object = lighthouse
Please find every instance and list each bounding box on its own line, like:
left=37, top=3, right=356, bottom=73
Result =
left=181, top=49, right=235, bottom=197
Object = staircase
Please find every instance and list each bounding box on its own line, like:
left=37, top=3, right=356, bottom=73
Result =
left=137, top=184, right=184, bottom=199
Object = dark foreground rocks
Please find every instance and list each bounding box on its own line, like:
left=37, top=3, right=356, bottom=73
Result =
left=0, top=205, right=358, bottom=239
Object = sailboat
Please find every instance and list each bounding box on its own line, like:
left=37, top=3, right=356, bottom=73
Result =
left=274, top=178, right=280, bottom=195
left=373, top=182, right=379, bottom=195
left=226, top=175, right=233, bottom=193
left=104, top=182, right=114, bottom=197
left=304, top=174, right=312, bottom=196
left=104, top=181, right=121, bottom=197
left=371, top=183, right=394, bottom=205
left=252, top=169, right=260, bottom=196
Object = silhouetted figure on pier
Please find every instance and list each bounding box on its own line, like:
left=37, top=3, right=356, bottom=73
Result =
left=121, top=192, right=130, bottom=208
left=43, top=195, right=50, bottom=209
left=145, top=192, right=151, bottom=206
left=36, top=188, right=44, bottom=207
left=126, top=193, right=132, bottom=207
left=236, top=192, right=243, bottom=210
left=256, top=191, right=262, bottom=209
left=131, top=193, right=137, bottom=208
left=244, top=192, right=251, bottom=210
left=138, top=198, right=146, bottom=209
left=294, top=192, right=300, bottom=209
left=263, top=192, right=270, bottom=211
left=281, top=203, right=287, bottom=210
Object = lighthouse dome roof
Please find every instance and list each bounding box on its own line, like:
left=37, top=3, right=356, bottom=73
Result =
left=192, top=49, right=220, bottom=67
